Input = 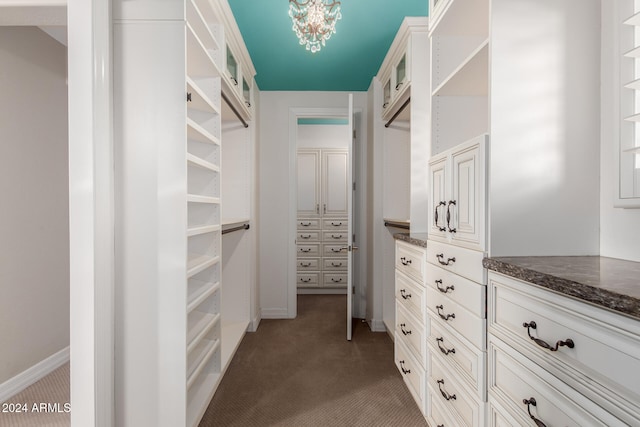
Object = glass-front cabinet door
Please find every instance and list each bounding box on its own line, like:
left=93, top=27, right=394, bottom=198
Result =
left=395, top=54, right=406, bottom=91
left=243, top=77, right=251, bottom=107
left=383, top=79, right=391, bottom=109
left=226, top=45, right=238, bottom=86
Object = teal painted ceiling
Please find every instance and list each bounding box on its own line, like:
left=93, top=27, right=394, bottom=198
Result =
left=227, top=0, right=428, bottom=91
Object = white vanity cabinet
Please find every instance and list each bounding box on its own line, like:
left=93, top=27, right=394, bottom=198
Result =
left=394, top=239, right=428, bottom=412
left=488, top=272, right=640, bottom=427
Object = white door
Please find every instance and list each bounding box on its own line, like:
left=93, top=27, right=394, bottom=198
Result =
left=346, top=94, right=354, bottom=341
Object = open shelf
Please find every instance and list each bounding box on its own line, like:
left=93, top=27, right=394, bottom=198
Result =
left=187, top=253, right=220, bottom=278
left=624, top=11, right=640, bottom=26
left=187, top=153, right=220, bottom=173
left=187, top=0, right=220, bottom=53
left=624, top=45, right=640, bottom=58
left=429, top=0, right=488, bottom=37
left=625, top=78, right=640, bottom=91
left=432, top=40, right=488, bottom=96
left=187, top=194, right=220, bottom=205
left=187, top=311, right=221, bottom=351
left=187, top=23, right=221, bottom=79
left=187, top=77, right=220, bottom=116
left=187, top=370, right=221, bottom=427
left=625, top=113, right=640, bottom=122
left=624, top=146, right=640, bottom=154
left=187, top=223, right=221, bottom=237
left=187, top=338, right=221, bottom=389
left=188, top=279, right=221, bottom=313
left=187, top=118, right=221, bottom=146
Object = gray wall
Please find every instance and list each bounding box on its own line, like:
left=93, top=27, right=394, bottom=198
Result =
left=0, top=26, right=69, bottom=383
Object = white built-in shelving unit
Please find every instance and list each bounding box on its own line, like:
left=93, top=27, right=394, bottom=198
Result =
left=113, top=0, right=257, bottom=425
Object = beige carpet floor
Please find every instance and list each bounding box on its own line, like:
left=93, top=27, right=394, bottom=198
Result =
left=0, top=363, right=70, bottom=427
left=199, top=295, right=428, bottom=427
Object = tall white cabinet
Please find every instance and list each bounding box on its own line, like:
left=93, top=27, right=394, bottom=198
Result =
left=296, top=148, right=349, bottom=290
left=113, top=1, right=256, bottom=425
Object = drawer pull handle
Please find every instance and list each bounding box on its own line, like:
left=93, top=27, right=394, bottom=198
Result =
left=331, top=222, right=343, bottom=226
left=437, top=379, right=456, bottom=401
left=436, top=337, right=455, bottom=355
left=400, top=256, right=412, bottom=266
left=435, top=279, right=454, bottom=294
left=300, top=222, right=312, bottom=226
left=400, top=323, right=412, bottom=335
left=300, top=234, right=311, bottom=239
left=436, top=305, right=455, bottom=321
left=331, top=248, right=342, bottom=253
left=300, top=248, right=311, bottom=253
left=523, top=321, right=575, bottom=352
left=400, top=289, right=412, bottom=300
left=300, top=278, right=311, bottom=283
left=331, top=262, right=343, bottom=267
left=331, top=234, right=342, bottom=239
left=331, top=278, right=343, bottom=283
left=446, top=200, right=457, bottom=233
left=523, top=397, right=547, bottom=427
left=399, top=360, right=410, bottom=374
left=436, top=254, right=456, bottom=266
left=300, top=262, right=311, bottom=267
left=434, top=201, right=447, bottom=232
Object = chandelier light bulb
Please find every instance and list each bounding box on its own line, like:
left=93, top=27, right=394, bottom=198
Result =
left=289, top=0, right=342, bottom=53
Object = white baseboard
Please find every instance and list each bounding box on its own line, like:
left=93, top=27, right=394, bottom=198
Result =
left=248, top=313, right=262, bottom=332
left=261, top=307, right=289, bottom=319
left=0, top=346, right=70, bottom=403
left=368, top=318, right=387, bottom=332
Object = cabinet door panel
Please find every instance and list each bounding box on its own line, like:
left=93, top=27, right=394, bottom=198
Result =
left=428, top=155, right=449, bottom=240
left=297, top=150, right=320, bottom=216
left=322, top=150, right=349, bottom=216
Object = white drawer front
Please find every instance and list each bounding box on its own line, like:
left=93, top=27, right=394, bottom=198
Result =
left=323, top=273, right=347, bottom=287
left=395, top=270, right=426, bottom=322
left=428, top=315, right=485, bottom=398
left=427, top=285, right=486, bottom=350
left=429, top=355, right=483, bottom=427
left=426, top=240, right=484, bottom=284
left=489, top=339, right=622, bottom=427
left=322, top=218, right=348, bottom=230
left=297, top=258, right=319, bottom=271
left=426, top=262, right=485, bottom=318
left=322, top=230, right=348, bottom=242
left=396, top=240, right=427, bottom=283
left=297, top=273, right=319, bottom=286
left=489, top=272, right=640, bottom=420
left=297, top=218, right=320, bottom=230
left=395, top=339, right=425, bottom=412
left=426, top=383, right=460, bottom=427
left=322, top=243, right=346, bottom=257
left=297, top=231, right=320, bottom=242
left=396, top=303, right=426, bottom=367
left=297, top=243, right=320, bottom=257
left=322, top=258, right=347, bottom=271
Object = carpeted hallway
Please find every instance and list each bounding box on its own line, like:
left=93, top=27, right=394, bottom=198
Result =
left=199, top=294, right=428, bottom=427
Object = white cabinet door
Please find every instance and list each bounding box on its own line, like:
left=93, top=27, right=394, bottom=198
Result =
left=450, top=140, right=485, bottom=249
left=297, top=149, right=320, bottom=216
left=322, top=150, right=349, bottom=216
left=428, top=154, right=448, bottom=240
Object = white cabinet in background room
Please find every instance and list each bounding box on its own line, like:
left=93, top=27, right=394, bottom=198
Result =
left=394, top=239, right=428, bottom=413
left=487, top=272, right=640, bottom=426
left=297, top=148, right=348, bottom=291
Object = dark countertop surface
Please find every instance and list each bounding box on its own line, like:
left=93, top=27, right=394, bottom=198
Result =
left=393, top=232, right=428, bottom=248
left=483, top=256, right=640, bottom=319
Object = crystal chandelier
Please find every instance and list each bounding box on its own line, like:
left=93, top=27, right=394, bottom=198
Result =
left=289, top=0, right=342, bottom=53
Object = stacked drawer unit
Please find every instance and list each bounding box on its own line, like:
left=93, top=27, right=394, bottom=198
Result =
left=297, top=217, right=348, bottom=289
left=425, top=135, right=488, bottom=427
left=487, top=272, right=640, bottom=427
left=394, top=239, right=428, bottom=412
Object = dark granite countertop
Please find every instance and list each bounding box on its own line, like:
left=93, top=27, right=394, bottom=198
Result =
left=393, top=232, right=428, bottom=248
left=483, top=256, right=640, bottom=319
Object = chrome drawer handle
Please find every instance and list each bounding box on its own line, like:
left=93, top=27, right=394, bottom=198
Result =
left=400, top=323, right=412, bottom=336
left=436, top=305, right=455, bottom=321
left=437, top=379, right=456, bottom=401
left=523, top=397, right=547, bottom=427
left=399, top=360, right=410, bottom=375
left=436, top=253, right=455, bottom=266
left=400, top=256, right=412, bottom=266
left=523, top=321, right=575, bottom=352
left=435, top=279, right=454, bottom=294
left=400, top=289, right=411, bottom=300
left=436, top=337, right=455, bottom=355
left=331, top=262, right=343, bottom=267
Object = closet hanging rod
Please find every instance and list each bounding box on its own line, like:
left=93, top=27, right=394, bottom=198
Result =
left=384, top=97, right=411, bottom=128
left=221, top=92, right=249, bottom=128
left=384, top=220, right=410, bottom=230
left=222, top=223, right=250, bottom=235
